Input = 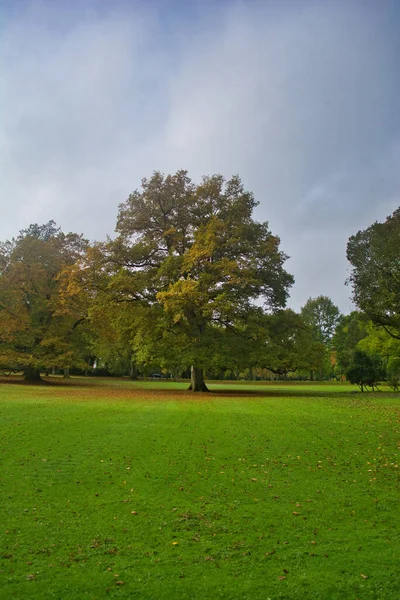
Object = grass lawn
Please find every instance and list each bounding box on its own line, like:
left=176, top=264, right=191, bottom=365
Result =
left=0, top=378, right=399, bottom=599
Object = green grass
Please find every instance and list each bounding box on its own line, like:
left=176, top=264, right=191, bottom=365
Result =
left=0, top=380, right=399, bottom=599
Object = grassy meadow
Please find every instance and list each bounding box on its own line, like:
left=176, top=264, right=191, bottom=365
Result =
left=0, top=377, right=399, bottom=599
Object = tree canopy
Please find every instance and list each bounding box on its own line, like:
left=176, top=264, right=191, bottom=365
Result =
left=3, top=174, right=398, bottom=390
left=345, top=349, right=385, bottom=392
left=105, top=170, right=294, bottom=390
left=301, top=296, right=341, bottom=346
left=0, top=221, right=88, bottom=380
left=347, top=207, right=400, bottom=339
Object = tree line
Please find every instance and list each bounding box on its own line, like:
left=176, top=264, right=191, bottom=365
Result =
left=0, top=171, right=399, bottom=390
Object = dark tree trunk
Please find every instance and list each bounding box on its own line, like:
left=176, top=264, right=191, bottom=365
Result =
left=188, top=366, right=209, bottom=392
left=24, top=367, right=42, bottom=383
left=310, top=370, right=314, bottom=381
left=130, top=361, right=138, bottom=380
left=63, top=367, right=71, bottom=379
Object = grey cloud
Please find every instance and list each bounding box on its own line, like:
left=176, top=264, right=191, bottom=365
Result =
left=1, top=0, right=399, bottom=313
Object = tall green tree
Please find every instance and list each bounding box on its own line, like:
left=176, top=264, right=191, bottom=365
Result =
left=107, top=170, right=294, bottom=391
left=333, top=311, right=368, bottom=375
left=347, top=207, right=400, bottom=339
left=0, top=222, right=88, bottom=381
left=301, top=296, right=341, bottom=345
left=300, top=296, right=341, bottom=379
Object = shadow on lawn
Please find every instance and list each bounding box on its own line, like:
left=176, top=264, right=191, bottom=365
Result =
left=0, top=375, right=369, bottom=399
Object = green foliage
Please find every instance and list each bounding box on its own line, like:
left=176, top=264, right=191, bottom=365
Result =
left=256, top=309, right=320, bottom=377
left=345, top=349, right=385, bottom=391
left=333, top=311, right=368, bottom=375
left=387, top=356, right=400, bottom=391
left=107, top=171, right=294, bottom=389
left=0, top=380, right=399, bottom=599
left=301, top=296, right=341, bottom=346
left=347, top=207, right=400, bottom=339
left=0, top=222, right=89, bottom=378
left=299, top=296, right=341, bottom=380
left=357, top=321, right=400, bottom=363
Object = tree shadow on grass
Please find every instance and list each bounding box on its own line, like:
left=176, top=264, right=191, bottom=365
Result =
left=0, top=375, right=369, bottom=399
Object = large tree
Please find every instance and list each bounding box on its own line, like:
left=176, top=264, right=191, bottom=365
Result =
left=347, top=207, right=400, bottom=339
left=0, top=222, right=88, bottom=381
left=106, top=170, right=294, bottom=390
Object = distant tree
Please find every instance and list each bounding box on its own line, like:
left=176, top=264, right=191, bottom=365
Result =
left=300, top=296, right=341, bottom=379
left=346, top=349, right=385, bottom=392
left=103, top=170, right=293, bottom=391
left=347, top=207, right=400, bottom=339
left=0, top=222, right=88, bottom=381
left=256, top=309, right=319, bottom=378
left=301, top=296, right=341, bottom=346
left=333, top=311, right=368, bottom=375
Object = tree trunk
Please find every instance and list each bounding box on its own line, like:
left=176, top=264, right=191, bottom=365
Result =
left=63, top=367, right=71, bottom=379
left=188, top=366, right=209, bottom=392
left=24, top=367, right=42, bottom=383
left=130, top=360, right=138, bottom=380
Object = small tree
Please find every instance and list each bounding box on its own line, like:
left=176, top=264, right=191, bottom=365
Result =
left=346, top=349, right=385, bottom=391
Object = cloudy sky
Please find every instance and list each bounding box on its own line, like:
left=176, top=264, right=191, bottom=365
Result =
left=1, top=0, right=399, bottom=313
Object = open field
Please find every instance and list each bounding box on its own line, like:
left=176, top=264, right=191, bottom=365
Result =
left=0, top=378, right=399, bottom=599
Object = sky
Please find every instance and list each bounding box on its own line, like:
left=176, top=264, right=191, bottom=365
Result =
left=1, top=0, right=400, bottom=313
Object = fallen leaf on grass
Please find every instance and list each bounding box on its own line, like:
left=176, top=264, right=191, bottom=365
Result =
left=172, top=542, right=179, bottom=545
left=131, top=511, right=137, bottom=515
left=116, top=581, right=125, bottom=585
left=292, top=511, right=299, bottom=516
left=278, top=576, right=286, bottom=581
left=360, top=574, right=368, bottom=579
left=26, top=574, right=36, bottom=580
